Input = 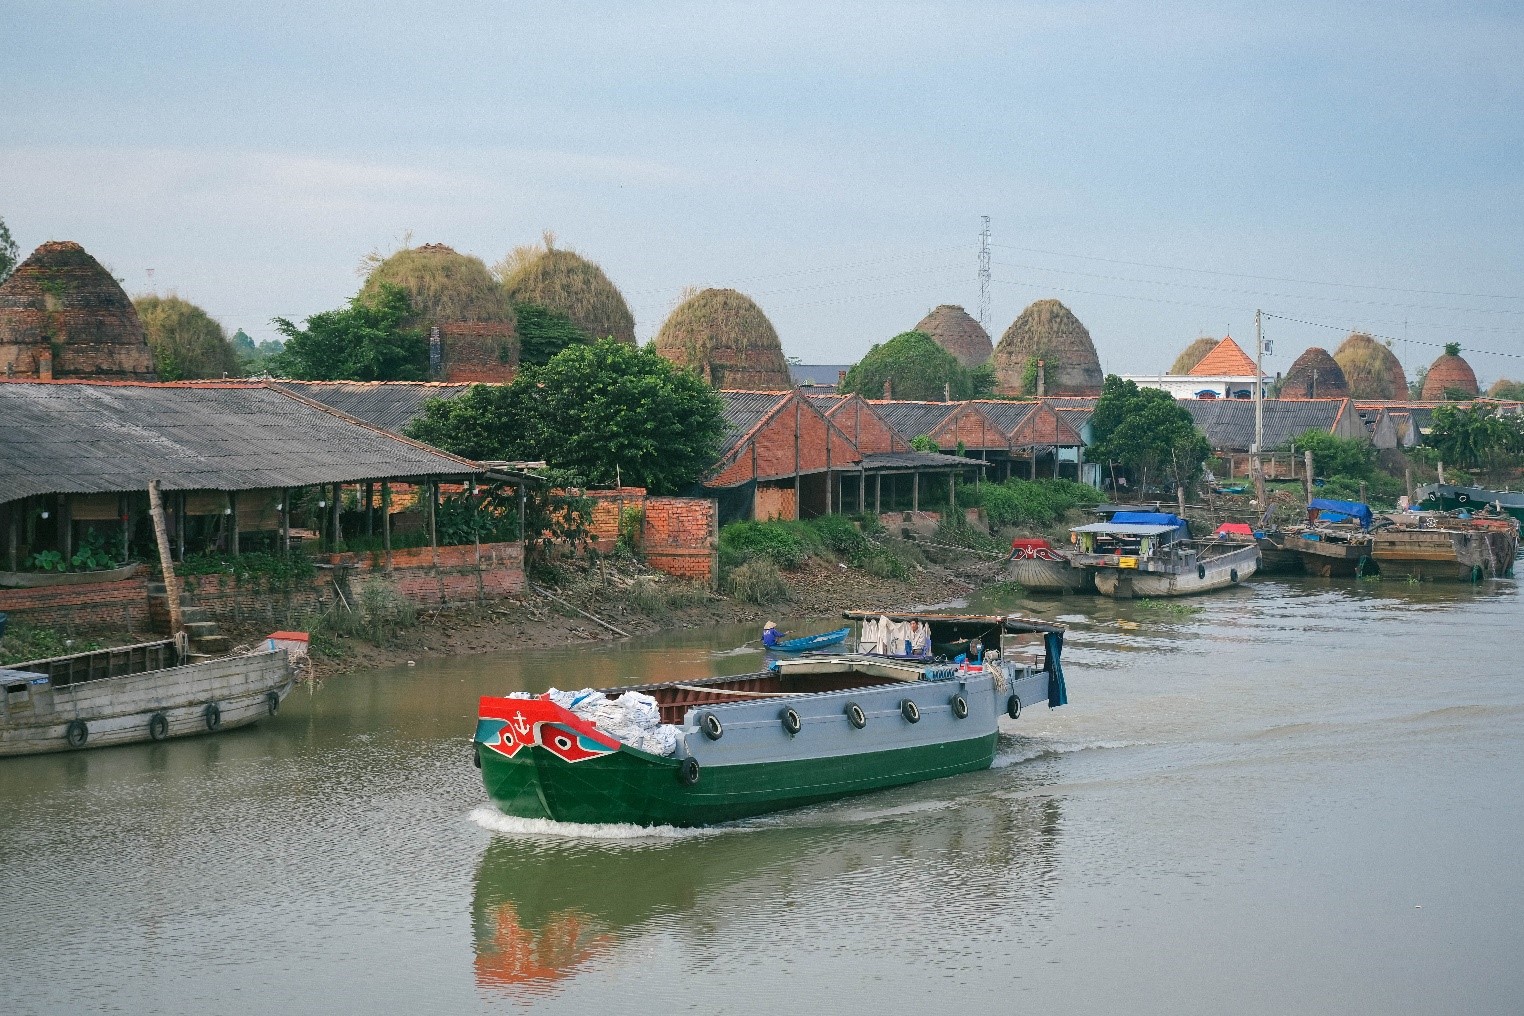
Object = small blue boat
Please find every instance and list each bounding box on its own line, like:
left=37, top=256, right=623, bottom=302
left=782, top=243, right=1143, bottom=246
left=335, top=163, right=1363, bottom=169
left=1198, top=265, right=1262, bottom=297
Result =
left=773, top=627, right=851, bottom=653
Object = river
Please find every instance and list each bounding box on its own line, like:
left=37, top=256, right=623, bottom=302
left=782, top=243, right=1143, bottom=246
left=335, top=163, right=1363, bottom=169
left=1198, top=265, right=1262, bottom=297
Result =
left=2, top=575, right=1521, bottom=1015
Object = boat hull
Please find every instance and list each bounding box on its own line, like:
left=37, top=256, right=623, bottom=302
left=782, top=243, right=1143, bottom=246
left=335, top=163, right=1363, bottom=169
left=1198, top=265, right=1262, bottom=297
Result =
left=1255, top=535, right=1305, bottom=575
left=1293, top=535, right=1373, bottom=578
left=1371, top=525, right=1519, bottom=581
left=1008, top=554, right=1096, bottom=593
left=1094, top=542, right=1260, bottom=598
left=1415, top=483, right=1524, bottom=525
left=477, top=667, right=1052, bottom=827
left=0, top=650, right=292, bottom=756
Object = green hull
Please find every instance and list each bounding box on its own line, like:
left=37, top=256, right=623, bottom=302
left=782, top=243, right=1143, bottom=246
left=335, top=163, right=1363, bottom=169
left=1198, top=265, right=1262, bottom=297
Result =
left=480, top=734, right=999, bottom=827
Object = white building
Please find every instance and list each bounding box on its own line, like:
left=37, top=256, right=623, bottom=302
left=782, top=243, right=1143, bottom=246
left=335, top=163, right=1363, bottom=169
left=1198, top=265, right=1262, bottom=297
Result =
left=1121, top=336, right=1269, bottom=401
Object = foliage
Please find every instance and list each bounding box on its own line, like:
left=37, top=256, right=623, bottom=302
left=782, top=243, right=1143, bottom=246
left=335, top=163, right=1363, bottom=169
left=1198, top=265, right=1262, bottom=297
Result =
left=617, top=506, right=644, bottom=553
left=324, top=580, right=418, bottom=647
left=1409, top=365, right=1428, bottom=401
left=959, top=477, right=1102, bottom=529
left=407, top=341, right=725, bottom=495
left=497, top=235, right=636, bottom=345
left=1423, top=404, right=1524, bottom=471
left=176, top=549, right=316, bottom=586
left=1316, top=472, right=1404, bottom=508
left=1486, top=379, right=1524, bottom=401
left=718, top=514, right=913, bottom=580
left=69, top=527, right=121, bottom=571
left=133, top=295, right=242, bottom=380
left=1088, top=375, right=1211, bottom=492
left=231, top=329, right=285, bottom=373
left=1444, top=342, right=1461, bottom=357
left=910, top=434, right=940, bottom=453
left=514, top=301, right=589, bottom=366
left=431, top=480, right=591, bottom=561
left=840, top=331, right=995, bottom=401
left=0, top=214, right=17, bottom=282
left=0, top=622, right=103, bottom=666
left=1441, top=387, right=1477, bottom=402
left=723, top=559, right=790, bottom=605
left=934, top=518, right=1004, bottom=555
left=719, top=519, right=818, bottom=570
left=270, top=283, right=428, bottom=381
left=28, top=550, right=66, bottom=572
left=1291, top=429, right=1379, bottom=480
left=626, top=575, right=711, bottom=618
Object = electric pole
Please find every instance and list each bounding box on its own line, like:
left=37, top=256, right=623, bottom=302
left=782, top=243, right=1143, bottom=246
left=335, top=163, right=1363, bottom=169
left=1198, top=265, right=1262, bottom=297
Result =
left=1253, top=309, right=1264, bottom=453
left=978, top=216, right=991, bottom=332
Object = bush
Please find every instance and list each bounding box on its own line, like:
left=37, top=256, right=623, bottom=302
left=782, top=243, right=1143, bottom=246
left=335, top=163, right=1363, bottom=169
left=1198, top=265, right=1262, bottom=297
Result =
left=724, top=559, right=790, bottom=604
left=1318, top=472, right=1405, bottom=508
left=962, top=478, right=1101, bottom=528
left=324, top=580, right=418, bottom=647
left=0, top=622, right=103, bottom=665
left=805, top=514, right=870, bottom=559
left=718, top=520, right=818, bottom=569
left=934, top=518, right=1004, bottom=555
left=626, top=575, right=710, bottom=617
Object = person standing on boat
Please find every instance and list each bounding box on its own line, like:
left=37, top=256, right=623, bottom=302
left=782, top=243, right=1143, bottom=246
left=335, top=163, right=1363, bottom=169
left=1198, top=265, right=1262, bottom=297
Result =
left=761, top=622, right=784, bottom=649
left=907, top=620, right=931, bottom=658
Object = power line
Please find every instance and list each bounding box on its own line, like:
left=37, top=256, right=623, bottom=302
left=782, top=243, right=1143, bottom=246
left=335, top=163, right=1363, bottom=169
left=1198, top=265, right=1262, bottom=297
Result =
left=1261, top=313, right=1524, bottom=361
left=988, top=242, right=1524, bottom=302
left=978, top=216, right=991, bottom=331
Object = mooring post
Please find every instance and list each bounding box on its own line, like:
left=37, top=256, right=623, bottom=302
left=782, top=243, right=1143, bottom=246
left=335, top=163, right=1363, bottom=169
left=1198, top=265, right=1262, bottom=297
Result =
left=147, top=480, right=184, bottom=644
left=1304, top=450, right=1315, bottom=506
left=1405, top=466, right=1414, bottom=504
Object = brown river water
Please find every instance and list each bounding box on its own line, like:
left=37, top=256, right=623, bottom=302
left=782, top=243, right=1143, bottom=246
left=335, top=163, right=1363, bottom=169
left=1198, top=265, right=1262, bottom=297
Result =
left=2, top=575, right=1521, bottom=1015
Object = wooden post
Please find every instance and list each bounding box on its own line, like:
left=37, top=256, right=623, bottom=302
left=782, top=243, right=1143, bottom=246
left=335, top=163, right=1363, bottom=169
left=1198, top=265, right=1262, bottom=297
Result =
left=280, top=488, right=290, bottom=556
left=147, top=480, right=184, bottom=642
left=1252, top=457, right=1266, bottom=512
left=857, top=471, right=865, bottom=515
left=949, top=471, right=956, bottom=509
left=1177, top=485, right=1187, bottom=517
left=1437, top=460, right=1446, bottom=485
left=60, top=495, right=72, bottom=564
left=874, top=474, right=882, bottom=515
left=428, top=479, right=439, bottom=568
left=1405, top=466, right=1414, bottom=504
left=176, top=492, right=186, bottom=561
left=119, top=494, right=130, bottom=565
left=331, top=483, right=343, bottom=551
left=365, top=481, right=375, bottom=538
left=381, top=481, right=392, bottom=572
left=1304, top=450, right=1315, bottom=506
left=229, top=490, right=240, bottom=556
left=912, top=471, right=920, bottom=512
left=1358, top=481, right=1368, bottom=505
left=6, top=501, right=16, bottom=572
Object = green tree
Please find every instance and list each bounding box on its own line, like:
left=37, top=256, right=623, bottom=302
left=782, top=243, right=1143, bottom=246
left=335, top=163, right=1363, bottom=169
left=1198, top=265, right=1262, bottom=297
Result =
left=514, top=301, right=589, bottom=367
left=0, top=214, right=17, bottom=282
left=407, top=340, right=725, bottom=494
left=270, top=283, right=428, bottom=381
left=231, top=329, right=286, bottom=373
left=1088, top=376, right=1211, bottom=493
left=1424, top=404, right=1524, bottom=471
left=840, top=331, right=995, bottom=401
left=909, top=434, right=940, bottom=453
left=1290, top=429, right=1378, bottom=480
left=133, top=295, right=242, bottom=380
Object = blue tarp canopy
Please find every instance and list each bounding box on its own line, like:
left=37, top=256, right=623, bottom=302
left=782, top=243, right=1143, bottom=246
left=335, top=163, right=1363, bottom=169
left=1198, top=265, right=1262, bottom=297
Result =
left=1309, top=498, right=1373, bottom=529
left=1110, top=511, right=1189, bottom=534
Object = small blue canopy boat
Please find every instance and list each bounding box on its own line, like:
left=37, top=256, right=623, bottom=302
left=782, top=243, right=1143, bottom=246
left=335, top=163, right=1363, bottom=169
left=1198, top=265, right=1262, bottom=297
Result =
left=773, top=627, right=851, bottom=653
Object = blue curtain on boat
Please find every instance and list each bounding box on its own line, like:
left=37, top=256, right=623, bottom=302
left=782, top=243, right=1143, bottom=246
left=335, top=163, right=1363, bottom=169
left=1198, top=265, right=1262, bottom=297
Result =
left=1045, top=631, right=1068, bottom=707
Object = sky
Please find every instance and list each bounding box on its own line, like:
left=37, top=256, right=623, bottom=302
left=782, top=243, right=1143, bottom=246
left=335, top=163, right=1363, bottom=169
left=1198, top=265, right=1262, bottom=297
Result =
left=3, top=1, right=1522, bottom=385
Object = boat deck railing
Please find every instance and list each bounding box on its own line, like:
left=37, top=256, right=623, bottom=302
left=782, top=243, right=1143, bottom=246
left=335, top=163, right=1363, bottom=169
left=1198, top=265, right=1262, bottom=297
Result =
left=6, top=640, right=182, bottom=689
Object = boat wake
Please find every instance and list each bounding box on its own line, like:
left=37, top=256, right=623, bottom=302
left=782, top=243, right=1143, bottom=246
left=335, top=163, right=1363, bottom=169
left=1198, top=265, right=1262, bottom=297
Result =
left=468, top=805, right=730, bottom=842
left=991, top=738, right=1152, bottom=768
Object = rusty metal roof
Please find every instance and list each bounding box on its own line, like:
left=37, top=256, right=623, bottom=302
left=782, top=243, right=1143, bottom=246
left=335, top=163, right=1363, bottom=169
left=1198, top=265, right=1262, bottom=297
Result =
left=717, top=390, right=792, bottom=456
left=870, top=401, right=958, bottom=441
left=0, top=381, right=482, bottom=503
left=273, top=380, right=472, bottom=434
left=1180, top=398, right=1347, bottom=451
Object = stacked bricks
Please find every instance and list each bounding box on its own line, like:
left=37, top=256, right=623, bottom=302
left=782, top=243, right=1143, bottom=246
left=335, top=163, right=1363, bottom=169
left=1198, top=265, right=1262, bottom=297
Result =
left=439, top=322, right=518, bottom=383
left=0, top=576, right=152, bottom=633
left=641, top=497, right=718, bottom=586
left=578, top=488, right=649, bottom=553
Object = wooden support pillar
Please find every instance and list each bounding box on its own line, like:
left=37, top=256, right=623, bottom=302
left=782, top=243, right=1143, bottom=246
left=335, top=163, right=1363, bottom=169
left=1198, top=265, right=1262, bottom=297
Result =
left=280, top=488, right=290, bottom=556
left=949, top=471, right=956, bottom=509
left=365, top=481, right=375, bottom=538
left=858, top=471, right=865, bottom=515
left=331, top=483, right=343, bottom=551
left=428, top=479, right=439, bottom=568
left=1358, top=481, right=1368, bottom=505
left=1252, top=457, right=1266, bottom=518
left=147, top=480, right=183, bottom=642
left=875, top=474, right=882, bottom=515
left=60, top=494, right=72, bottom=564
left=381, top=481, right=392, bottom=572
left=1304, top=450, right=1315, bottom=507
left=229, top=490, right=240, bottom=556
left=119, top=494, right=130, bottom=564
left=912, top=471, right=920, bottom=513
left=176, top=492, right=186, bottom=561
left=518, top=481, right=528, bottom=552
left=7, top=501, right=17, bottom=572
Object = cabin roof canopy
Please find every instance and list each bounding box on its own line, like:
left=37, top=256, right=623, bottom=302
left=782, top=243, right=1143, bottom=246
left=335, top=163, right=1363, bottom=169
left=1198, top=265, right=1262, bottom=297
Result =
left=0, top=381, right=483, bottom=504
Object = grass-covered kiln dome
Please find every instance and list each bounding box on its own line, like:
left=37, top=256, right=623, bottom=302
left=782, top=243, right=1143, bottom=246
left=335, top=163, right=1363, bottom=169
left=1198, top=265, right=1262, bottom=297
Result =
left=1170, top=336, right=1220, bottom=375
left=653, top=288, right=791, bottom=389
left=1333, top=332, right=1407, bottom=400
left=992, top=299, right=1103, bottom=396
left=1281, top=347, right=1349, bottom=399
left=498, top=237, right=636, bottom=346
left=0, top=240, right=156, bottom=380
left=913, top=305, right=993, bottom=367
left=133, top=294, right=240, bottom=380
left=359, top=242, right=518, bottom=381
left=1421, top=344, right=1480, bottom=400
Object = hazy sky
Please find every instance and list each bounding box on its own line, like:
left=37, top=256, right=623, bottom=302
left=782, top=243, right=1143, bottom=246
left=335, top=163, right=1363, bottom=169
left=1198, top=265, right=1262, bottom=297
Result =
left=3, top=2, right=1522, bottom=384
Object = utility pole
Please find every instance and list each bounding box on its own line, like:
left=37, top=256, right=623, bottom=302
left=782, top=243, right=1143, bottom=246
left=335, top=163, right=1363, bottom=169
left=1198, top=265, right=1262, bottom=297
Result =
left=1253, top=309, right=1264, bottom=454
left=978, top=216, right=991, bottom=332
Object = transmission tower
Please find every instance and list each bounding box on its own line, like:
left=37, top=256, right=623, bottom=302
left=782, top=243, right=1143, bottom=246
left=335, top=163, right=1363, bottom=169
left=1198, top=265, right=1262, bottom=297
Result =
left=977, top=216, right=991, bottom=331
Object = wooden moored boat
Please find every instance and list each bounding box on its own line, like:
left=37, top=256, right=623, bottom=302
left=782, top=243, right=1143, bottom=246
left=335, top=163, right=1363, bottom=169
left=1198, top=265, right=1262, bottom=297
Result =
left=1370, top=511, right=1519, bottom=581
left=0, top=639, right=294, bottom=756
left=1289, top=499, right=1376, bottom=577
left=1006, top=538, right=1096, bottom=593
left=1415, top=483, right=1524, bottom=525
left=1068, top=511, right=1259, bottom=598
left=474, top=613, right=1068, bottom=827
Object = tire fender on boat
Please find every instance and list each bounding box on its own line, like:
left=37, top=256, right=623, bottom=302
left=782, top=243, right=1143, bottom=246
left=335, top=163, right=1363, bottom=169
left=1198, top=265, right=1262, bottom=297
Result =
left=950, top=694, right=969, bottom=720
left=148, top=712, right=169, bottom=741
left=780, top=706, right=802, bottom=735
left=64, top=719, right=88, bottom=748
left=1230, top=568, right=1239, bottom=583
left=266, top=690, right=280, bottom=716
left=900, top=699, right=920, bottom=723
left=845, top=702, right=868, bottom=729
left=700, top=712, right=724, bottom=740
left=1197, top=564, right=1207, bottom=579
left=678, top=757, right=700, bottom=785
left=1007, top=695, right=1022, bottom=720
left=204, top=702, right=222, bottom=731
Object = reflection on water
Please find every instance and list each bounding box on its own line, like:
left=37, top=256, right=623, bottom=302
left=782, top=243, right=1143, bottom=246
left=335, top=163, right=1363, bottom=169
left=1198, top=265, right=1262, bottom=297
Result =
left=1, top=577, right=1521, bottom=1015
left=469, top=793, right=1063, bottom=1000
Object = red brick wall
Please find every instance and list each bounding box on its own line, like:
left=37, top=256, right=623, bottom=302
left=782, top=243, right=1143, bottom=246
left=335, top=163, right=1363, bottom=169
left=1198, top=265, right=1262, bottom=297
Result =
left=577, top=488, right=649, bottom=552
left=825, top=396, right=907, bottom=454
left=0, top=577, right=151, bottom=633
left=440, top=322, right=518, bottom=383
left=934, top=405, right=1009, bottom=452
left=642, top=497, right=717, bottom=586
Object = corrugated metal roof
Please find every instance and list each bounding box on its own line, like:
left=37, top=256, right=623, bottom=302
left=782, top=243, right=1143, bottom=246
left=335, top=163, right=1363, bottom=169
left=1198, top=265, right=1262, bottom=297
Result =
left=273, top=380, right=471, bottom=434
left=870, top=401, right=958, bottom=440
left=968, top=400, right=1036, bottom=435
left=0, top=382, right=482, bottom=503
left=717, top=391, right=791, bottom=456
left=1180, top=399, right=1346, bottom=451
left=860, top=450, right=989, bottom=470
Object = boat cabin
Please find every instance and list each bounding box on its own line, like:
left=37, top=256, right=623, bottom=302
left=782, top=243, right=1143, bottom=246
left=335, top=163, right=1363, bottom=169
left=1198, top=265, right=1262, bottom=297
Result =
left=1070, top=511, right=1190, bottom=567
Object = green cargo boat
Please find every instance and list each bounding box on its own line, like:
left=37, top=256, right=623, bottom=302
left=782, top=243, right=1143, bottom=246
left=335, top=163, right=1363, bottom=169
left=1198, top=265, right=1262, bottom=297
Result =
left=1415, top=482, right=1524, bottom=525
left=474, top=613, right=1067, bottom=827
